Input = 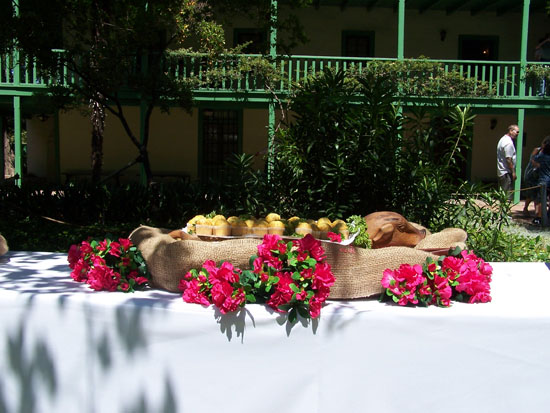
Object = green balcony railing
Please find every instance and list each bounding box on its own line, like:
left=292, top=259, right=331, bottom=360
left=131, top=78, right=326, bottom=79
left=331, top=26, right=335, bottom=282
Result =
left=1, top=49, right=549, bottom=100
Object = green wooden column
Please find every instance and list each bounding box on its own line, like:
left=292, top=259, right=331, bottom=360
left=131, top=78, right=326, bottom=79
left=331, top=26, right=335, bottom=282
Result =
left=140, top=99, right=147, bottom=186
left=13, top=0, right=22, bottom=187
left=139, top=50, right=148, bottom=186
left=267, top=0, right=277, bottom=181
left=515, top=0, right=530, bottom=204
left=0, top=117, right=3, bottom=181
left=54, top=111, right=61, bottom=184
left=13, top=97, right=21, bottom=187
left=397, top=0, right=405, bottom=60
left=396, top=0, right=405, bottom=137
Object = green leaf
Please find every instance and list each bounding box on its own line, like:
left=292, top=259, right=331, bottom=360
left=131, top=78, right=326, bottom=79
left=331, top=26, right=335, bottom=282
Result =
left=306, top=257, right=317, bottom=267
left=289, top=283, right=300, bottom=293
left=288, top=308, right=297, bottom=323
left=291, top=271, right=301, bottom=280
left=297, top=305, right=310, bottom=318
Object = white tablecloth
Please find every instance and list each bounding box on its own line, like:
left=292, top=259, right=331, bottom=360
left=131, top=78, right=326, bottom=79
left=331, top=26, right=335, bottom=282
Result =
left=1, top=251, right=549, bottom=413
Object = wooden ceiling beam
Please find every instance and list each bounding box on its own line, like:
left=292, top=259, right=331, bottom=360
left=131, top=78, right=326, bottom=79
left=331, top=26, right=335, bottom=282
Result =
left=418, top=0, right=443, bottom=14
left=365, top=0, right=378, bottom=12
left=471, top=0, right=500, bottom=16
left=446, top=0, right=470, bottom=15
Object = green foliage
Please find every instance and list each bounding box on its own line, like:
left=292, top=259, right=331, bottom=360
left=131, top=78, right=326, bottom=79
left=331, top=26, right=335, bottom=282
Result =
left=346, top=215, right=372, bottom=249
left=271, top=68, right=478, bottom=224
left=219, top=153, right=273, bottom=216
left=2, top=177, right=550, bottom=263
left=272, top=69, right=399, bottom=218
left=352, top=59, right=497, bottom=98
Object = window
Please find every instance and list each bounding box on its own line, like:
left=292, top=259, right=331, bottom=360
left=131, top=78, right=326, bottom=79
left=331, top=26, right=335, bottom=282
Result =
left=458, top=35, right=499, bottom=60
left=342, top=31, right=374, bottom=57
left=200, top=109, right=241, bottom=182
left=233, top=29, right=267, bottom=54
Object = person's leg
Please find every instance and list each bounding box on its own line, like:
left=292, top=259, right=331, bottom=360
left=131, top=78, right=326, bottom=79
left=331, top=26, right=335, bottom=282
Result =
left=524, top=197, right=532, bottom=214
left=498, top=174, right=512, bottom=192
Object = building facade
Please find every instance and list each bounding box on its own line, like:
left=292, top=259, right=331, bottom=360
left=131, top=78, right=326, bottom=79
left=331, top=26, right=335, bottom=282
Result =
left=1, top=0, right=549, bottom=202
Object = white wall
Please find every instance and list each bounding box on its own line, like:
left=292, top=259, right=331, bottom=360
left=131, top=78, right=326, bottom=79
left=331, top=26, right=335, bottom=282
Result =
left=26, top=117, right=55, bottom=180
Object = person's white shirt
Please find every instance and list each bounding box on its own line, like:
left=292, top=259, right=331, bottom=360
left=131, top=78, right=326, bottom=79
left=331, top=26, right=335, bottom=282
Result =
left=496, top=134, right=516, bottom=177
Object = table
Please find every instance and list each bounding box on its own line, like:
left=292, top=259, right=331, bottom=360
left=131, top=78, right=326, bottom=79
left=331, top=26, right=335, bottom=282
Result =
left=1, top=251, right=549, bottom=413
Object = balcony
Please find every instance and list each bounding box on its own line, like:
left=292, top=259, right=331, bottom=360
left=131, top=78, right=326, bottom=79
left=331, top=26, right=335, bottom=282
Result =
left=1, top=50, right=549, bottom=108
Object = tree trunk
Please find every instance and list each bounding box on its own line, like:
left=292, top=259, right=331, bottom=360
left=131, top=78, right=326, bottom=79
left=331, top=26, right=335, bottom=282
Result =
left=2, top=117, right=15, bottom=179
left=140, top=145, right=153, bottom=186
left=90, top=96, right=105, bottom=184
left=90, top=1, right=105, bottom=185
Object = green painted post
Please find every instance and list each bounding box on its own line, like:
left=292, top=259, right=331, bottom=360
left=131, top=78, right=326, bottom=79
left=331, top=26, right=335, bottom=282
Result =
left=54, top=111, right=60, bottom=184
left=397, top=0, right=405, bottom=60
left=267, top=0, right=278, bottom=181
left=13, top=0, right=22, bottom=187
left=13, top=96, right=21, bottom=187
left=140, top=99, right=147, bottom=186
left=140, top=48, right=148, bottom=186
left=0, top=117, right=3, bottom=181
left=514, top=0, right=530, bottom=204
left=396, top=0, right=405, bottom=140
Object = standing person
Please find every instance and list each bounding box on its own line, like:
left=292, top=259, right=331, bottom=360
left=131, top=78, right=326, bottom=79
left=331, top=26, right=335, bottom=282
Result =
left=496, top=124, right=519, bottom=200
left=531, top=136, right=550, bottom=225
left=523, top=142, right=543, bottom=215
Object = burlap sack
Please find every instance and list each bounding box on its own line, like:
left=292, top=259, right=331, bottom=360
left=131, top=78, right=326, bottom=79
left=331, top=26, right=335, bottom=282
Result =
left=129, top=226, right=261, bottom=293
left=0, top=234, right=8, bottom=256
left=415, top=228, right=467, bottom=250
left=129, top=225, right=467, bottom=300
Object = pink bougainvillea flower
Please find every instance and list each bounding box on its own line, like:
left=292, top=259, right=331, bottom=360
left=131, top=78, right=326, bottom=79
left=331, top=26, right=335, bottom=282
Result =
left=218, top=288, right=246, bottom=314
left=202, top=260, right=218, bottom=274
left=295, top=290, right=307, bottom=301
left=296, top=251, right=309, bottom=262
left=67, top=244, right=81, bottom=269
left=210, top=281, right=245, bottom=314
left=134, top=276, right=149, bottom=285
left=96, top=240, right=109, bottom=252
left=327, top=232, right=342, bottom=243
left=313, top=262, right=335, bottom=288
left=300, top=268, right=313, bottom=279
left=207, top=261, right=240, bottom=284
left=87, top=266, right=119, bottom=292
left=92, top=255, right=106, bottom=267
left=68, top=237, right=150, bottom=293
left=257, top=234, right=283, bottom=258
left=309, top=298, right=322, bottom=319
left=80, top=241, right=93, bottom=255
left=180, top=279, right=211, bottom=307
left=266, top=271, right=294, bottom=311
left=295, top=234, right=326, bottom=261
left=118, top=238, right=132, bottom=251
left=469, top=291, right=492, bottom=303
left=108, top=241, right=122, bottom=257
left=381, top=263, right=424, bottom=306
left=70, top=259, right=89, bottom=282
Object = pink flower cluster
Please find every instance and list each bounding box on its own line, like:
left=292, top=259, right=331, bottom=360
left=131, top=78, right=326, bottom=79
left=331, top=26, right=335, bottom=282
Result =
left=178, top=261, right=246, bottom=314
left=252, top=234, right=334, bottom=319
left=68, top=238, right=150, bottom=292
left=381, top=249, right=492, bottom=307
left=178, top=234, right=336, bottom=320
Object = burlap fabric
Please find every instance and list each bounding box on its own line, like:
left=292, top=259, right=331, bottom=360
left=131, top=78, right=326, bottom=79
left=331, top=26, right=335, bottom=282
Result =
left=0, top=234, right=8, bottom=256
left=129, top=225, right=467, bottom=300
